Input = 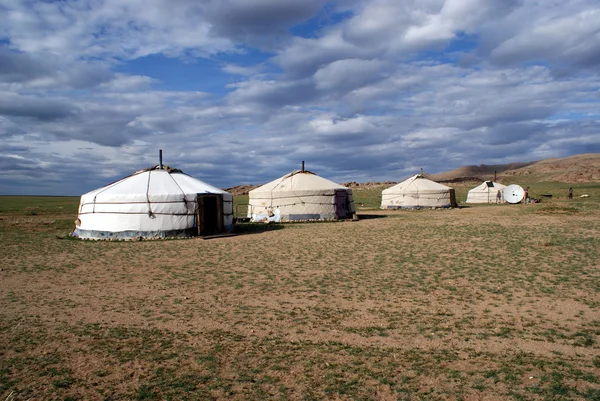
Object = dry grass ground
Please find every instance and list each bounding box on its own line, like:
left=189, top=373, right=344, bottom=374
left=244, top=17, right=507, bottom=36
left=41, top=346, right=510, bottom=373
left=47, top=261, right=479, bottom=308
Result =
left=1, top=188, right=599, bottom=400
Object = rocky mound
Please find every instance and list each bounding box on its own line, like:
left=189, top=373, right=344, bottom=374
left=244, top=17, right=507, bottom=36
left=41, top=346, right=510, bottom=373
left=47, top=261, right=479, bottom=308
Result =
left=342, top=181, right=396, bottom=190
left=224, top=184, right=260, bottom=196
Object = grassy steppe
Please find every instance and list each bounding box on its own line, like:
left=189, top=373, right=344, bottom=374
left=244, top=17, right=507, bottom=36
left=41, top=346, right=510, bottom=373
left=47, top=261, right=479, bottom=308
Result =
left=1, top=184, right=599, bottom=400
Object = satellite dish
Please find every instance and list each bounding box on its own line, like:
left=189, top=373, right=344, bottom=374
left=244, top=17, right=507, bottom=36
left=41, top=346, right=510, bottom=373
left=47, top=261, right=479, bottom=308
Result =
left=504, top=184, right=525, bottom=204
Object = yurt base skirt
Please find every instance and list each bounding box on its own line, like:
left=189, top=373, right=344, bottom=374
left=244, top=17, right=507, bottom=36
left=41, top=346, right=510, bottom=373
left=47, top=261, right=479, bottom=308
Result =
left=251, top=212, right=344, bottom=222
left=384, top=205, right=452, bottom=210
left=73, top=223, right=236, bottom=240
left=73, top=228, right=197, bottom=240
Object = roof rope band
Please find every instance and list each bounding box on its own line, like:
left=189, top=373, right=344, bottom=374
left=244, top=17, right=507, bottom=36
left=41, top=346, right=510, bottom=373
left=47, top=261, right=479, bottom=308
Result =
left=146, top=170, right=154, bottom=218
left=164, top=168, right=188, bottom=207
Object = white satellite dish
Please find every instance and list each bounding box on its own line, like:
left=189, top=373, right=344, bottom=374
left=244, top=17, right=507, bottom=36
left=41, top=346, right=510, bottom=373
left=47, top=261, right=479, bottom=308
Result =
left=504, top=184, right=525, bottom=204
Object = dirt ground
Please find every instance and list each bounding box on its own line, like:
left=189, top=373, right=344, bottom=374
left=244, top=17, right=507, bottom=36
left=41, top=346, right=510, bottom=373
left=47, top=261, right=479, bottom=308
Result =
left=1, top=200, right=599, bottom=400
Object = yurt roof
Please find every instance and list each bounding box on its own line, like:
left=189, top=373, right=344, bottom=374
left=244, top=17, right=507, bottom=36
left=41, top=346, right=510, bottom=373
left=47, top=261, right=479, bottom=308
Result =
left=82, top=165, right=229, bottom=200
left=250, top=170, right=348, bottom=194
left=382, top=174, right=451, bottom=193
left=468, top=181, right=507, bottom=192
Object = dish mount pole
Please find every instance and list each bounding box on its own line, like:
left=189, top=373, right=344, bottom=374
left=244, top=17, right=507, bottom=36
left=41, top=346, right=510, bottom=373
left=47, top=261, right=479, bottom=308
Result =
left=159, top=149, right=163, bottom=170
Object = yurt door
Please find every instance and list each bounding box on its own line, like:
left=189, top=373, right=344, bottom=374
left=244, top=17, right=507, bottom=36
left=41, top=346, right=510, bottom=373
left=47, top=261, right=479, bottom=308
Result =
left=196, top=194, right=224, bottom=236
left=334, top=190, right=349, bottom=219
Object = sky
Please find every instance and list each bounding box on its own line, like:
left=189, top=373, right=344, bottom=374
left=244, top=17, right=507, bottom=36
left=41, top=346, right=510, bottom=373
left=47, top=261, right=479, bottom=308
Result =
left=1, top=0, right=599, bottom=195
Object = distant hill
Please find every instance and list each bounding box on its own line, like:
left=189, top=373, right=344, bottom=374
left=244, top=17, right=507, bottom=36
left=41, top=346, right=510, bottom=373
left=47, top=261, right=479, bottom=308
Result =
left=224, top=184, right=260, bottom=196
left=428, top=162, right=536, bottom=182
left=429, top=153, right=600, bottom=183
left=501, top=153, right=600, bottom=183
left=225, top=153, right=600, bottom=193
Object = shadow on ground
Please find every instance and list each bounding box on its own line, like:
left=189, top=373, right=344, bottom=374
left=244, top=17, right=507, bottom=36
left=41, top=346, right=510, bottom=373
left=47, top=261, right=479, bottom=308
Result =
left=233, top=222, right=285, bottom=235
left=356, top=214, right=388, bottom=220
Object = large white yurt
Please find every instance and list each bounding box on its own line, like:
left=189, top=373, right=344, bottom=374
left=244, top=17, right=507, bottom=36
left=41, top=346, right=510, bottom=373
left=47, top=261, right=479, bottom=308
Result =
left=248, top=166, right=356, bottom=222
left=466, top=181, right=507, bottom=203
left=73, top=164, right=233, bottom=240
left=381, top=174, right=457, bottom=209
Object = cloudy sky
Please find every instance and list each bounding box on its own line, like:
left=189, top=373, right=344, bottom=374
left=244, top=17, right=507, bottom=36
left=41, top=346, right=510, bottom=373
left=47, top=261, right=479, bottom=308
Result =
left=1, top=0, right=599, bottom=195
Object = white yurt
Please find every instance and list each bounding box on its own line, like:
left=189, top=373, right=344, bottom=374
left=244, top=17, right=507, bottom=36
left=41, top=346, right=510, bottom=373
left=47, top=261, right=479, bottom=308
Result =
left=248, top=166, right=356, bottom=222
left=381, top=174, right=457, bottom=209
left=73, top=164, right=233, bottom=240
left=466, top=181, right=507, bottom=203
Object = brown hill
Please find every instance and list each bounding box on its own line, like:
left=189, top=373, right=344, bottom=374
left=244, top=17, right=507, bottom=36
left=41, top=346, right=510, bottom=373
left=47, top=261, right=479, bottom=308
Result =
left=429, top=162, right=536, bottom=182
left=429, top=153, right=600, bottom=183
left=224, top=184, right=260, bottom=196
left=503, top=153, right=600, bottom=182
left=224, top=153, right=600, bottom=192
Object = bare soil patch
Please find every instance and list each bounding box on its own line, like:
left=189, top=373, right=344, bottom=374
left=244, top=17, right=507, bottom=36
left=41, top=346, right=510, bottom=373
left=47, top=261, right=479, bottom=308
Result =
left=1, top=198, right=599, bottom=400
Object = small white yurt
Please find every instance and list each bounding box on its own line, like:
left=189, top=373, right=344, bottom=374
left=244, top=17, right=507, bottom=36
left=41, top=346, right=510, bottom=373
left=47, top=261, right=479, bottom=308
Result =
left=381, top=174, right=457, bottom=209
left=248, top=164, right=356, bottom=222
left=73, top=163, right=233, bottom=240
left=466, top=181, right=507, bottom=203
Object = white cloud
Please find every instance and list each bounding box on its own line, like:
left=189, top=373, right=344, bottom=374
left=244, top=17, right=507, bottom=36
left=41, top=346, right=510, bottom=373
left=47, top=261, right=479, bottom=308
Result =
left=97, top=74, right=158, bottom=92
left=0, top=48, right=112, bottom=89
left=274, top=32, right=368, bottom=78
left=490, top=8, right=600, bottom=68
left=221, top=64, right=263, bottom=76
left=1, top=0, right=600, bottom=195
left=313, top=58, right=388, bottom=92
left=0, top=0, right=234, bottom=58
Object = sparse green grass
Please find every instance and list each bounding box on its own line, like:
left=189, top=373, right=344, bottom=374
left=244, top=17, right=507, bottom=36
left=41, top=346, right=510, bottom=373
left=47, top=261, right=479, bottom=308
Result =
left=0, top=196, right=79, bottom=214
left=0, top=188, right=599, bottom=400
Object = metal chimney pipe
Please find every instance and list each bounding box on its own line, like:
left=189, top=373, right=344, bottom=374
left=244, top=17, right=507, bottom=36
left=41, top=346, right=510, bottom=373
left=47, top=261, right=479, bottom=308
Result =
left=302, top=161, right=305, bottom=172
left=159, top=149, right=163, bottom=169
left=494, top=170, right=497, bottom=182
